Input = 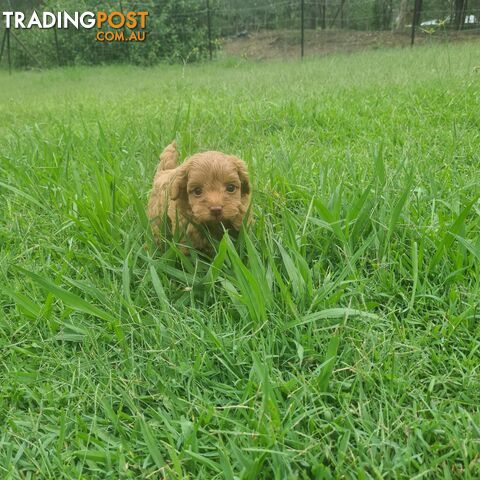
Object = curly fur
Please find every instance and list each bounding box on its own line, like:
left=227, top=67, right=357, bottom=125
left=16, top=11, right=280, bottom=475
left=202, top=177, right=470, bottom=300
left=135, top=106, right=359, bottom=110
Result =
left=147, top=141, right=251, bottom=252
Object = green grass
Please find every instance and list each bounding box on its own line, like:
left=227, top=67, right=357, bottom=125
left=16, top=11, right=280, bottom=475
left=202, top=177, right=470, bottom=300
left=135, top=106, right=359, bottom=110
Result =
left=1, top=42, right=480, bottom=479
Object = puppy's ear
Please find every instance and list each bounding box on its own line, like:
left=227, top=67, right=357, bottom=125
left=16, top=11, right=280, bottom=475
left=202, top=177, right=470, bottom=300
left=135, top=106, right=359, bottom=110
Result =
left=232, top=157, right=251, bottom=196
left=171, top=162, right=189, bottom=200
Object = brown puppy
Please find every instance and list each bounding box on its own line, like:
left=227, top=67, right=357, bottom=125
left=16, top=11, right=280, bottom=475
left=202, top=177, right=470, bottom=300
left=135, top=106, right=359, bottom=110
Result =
left=147, top=141, right=251, bottom=252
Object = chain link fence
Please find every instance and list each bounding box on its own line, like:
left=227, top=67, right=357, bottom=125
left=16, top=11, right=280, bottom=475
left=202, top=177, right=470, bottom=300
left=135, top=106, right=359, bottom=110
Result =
left=0, top=0, right=479, bottom=70
left=217, top=0, right=480, bottom=59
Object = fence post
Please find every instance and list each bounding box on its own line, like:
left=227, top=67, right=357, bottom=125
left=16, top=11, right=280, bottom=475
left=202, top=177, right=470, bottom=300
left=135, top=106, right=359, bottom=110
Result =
left=7, top=28, right=11, bottom=74
left=321, top=0, right=326, bottom=29
left=119, top=0, right=130, bottom=62
left=0, top=29, right=6, bottom=64
left=301, top=0, right=305, bottom=58
left=410, top=0, right=422, bottom=45
left=206, top=0, right=213, bottom=60
left=54, top=28, right=61, bottom=66
left=330, top=0, right=346, bottom=27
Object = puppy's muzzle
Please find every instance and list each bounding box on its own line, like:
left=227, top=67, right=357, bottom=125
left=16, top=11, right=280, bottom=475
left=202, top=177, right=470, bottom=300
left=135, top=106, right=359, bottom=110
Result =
left=209, top=205, right=223, bottom=219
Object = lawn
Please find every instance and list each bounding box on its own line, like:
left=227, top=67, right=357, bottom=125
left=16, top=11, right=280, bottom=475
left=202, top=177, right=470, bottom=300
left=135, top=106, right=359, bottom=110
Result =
left=1, top=42, right=480, bottom=479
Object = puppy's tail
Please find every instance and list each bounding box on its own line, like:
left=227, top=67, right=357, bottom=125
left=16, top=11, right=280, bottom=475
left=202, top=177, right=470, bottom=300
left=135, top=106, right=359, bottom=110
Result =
left=158, top=140, right=179, bottom=171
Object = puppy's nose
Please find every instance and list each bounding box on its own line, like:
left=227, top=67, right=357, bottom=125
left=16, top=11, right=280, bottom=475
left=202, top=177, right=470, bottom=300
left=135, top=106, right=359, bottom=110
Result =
left=209, top=205, right=223, bottom=217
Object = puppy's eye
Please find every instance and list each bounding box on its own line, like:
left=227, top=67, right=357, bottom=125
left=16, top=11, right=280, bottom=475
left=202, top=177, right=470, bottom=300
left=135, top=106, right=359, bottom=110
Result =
left=226, top=184, right=237, bottom=193
left=192, top=187, right=202, bottom=196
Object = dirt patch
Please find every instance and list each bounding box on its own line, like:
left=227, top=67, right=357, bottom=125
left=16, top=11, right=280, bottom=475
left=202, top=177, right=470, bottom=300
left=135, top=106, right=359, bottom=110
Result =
left=221, top=28, right=480, bottom=60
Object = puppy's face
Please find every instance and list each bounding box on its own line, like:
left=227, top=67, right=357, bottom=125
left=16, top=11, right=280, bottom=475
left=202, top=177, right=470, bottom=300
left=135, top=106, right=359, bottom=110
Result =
left=171, top=151, right=250, bottom=228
